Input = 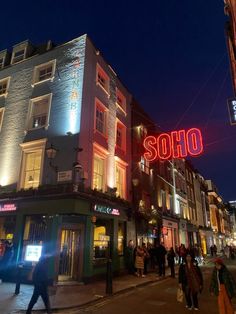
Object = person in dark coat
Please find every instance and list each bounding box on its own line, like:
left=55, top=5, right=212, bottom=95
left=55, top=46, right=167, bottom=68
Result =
left=178, top=253, right=203, bottom=310
left=26, top=255, right=52, bottom=314
left=209, top=258, right=236, bottom=314
left=124, top=240, right=135, bottom=274
left=156, top=243, right=167, bottom=277
left=167, top=247, right=176, bottom=278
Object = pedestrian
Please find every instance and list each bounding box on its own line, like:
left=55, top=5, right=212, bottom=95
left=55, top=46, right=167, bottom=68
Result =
left=135, top=245, right=145, bottom=277
left=26, top=254, right=52, bottom=314
left=124, top=240, right=135, bottom=275
left=178, top=253, right=203, bottom=311
left=230, top=246, right=235, bottom=260
left=156, top=243, right=167, bottom=277
left=213, top=244, right=217, bottom=257
left=179, top=244, right=187, bottom=264
left=167, top=247, right=176, bottom=278
left=209, top=258, right=236, bottom=314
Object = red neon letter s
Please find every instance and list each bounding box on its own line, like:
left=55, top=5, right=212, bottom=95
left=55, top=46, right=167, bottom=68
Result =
left=186, top=128, right=203, bottom=156
left=157, top=133, right=172, bottom=160
left=171, top=130, right=187, bottom=158
left=143, top=136, right=157, bottom=162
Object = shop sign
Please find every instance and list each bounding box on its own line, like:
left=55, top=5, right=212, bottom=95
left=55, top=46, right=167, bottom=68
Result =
left=0, top=203, right=17, bottom=212
left=94, top=205, right=120, bottom=216
left=227, top=98, right=236, bottom=125
left=143, top=128, right=203, bottom=161
left=57, top=170, right=72, bottom=182
left=24, top=245, right=42, bottom=262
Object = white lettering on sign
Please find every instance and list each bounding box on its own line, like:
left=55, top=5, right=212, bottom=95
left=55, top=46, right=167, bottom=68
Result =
left=0, top=204, right=17, bottom=212
left=94, top=205, right=120, bottom=216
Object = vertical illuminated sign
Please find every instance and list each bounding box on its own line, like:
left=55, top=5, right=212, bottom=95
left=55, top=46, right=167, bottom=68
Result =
left=227, top=98, right=236, bottom=125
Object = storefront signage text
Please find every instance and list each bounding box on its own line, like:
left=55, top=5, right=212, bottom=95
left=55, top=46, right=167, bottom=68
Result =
left=94, top=205, right=120, bottom=216
left=143, top=128, right=203, bottom=161
left=0, top=203, right=17, bottom=212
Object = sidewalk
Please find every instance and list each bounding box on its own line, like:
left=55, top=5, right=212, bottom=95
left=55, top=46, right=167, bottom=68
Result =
left=3, top=256, right=217, bottom=314
left=1, top=272, right=168, bottom=314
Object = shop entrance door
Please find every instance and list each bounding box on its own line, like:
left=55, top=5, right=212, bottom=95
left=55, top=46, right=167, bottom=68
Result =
left=58, top=229, right=81, bottom=281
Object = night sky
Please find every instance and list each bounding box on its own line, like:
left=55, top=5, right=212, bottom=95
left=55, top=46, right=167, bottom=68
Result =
left=1, top=0, right=235, bottom=200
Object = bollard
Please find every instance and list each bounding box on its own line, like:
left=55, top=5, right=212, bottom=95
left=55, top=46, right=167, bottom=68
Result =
left=15, top=264, right=23, bottom=295
left=105, top=258, right=113, bottom=295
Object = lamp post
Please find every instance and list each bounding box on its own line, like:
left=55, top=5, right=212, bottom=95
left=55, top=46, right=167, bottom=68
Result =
left=132, top=178, right=139, bottom=246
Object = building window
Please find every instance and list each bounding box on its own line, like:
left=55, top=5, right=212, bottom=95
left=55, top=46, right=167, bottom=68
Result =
left=95, top=100, right=107, bottom=135
left=11, top=49, right=25, bottom=64
left=0, top=77, right=10, bottom=97
left=140, top=156, right=149, bottom=174
left=93, top=223, right=109, bottom=260
left=0, top=108, right=5, bottom=131
left=28, top=94, right=52, bottom=130
left=19, top=139, right=46, bottom=190
left=0, top=216, right=16, bottom=242
left=96, top=64, right=109, bottom=95
left=93, top=155, right=105, bottom=191
left=169, top=194, right=173, bottom=211
left=32, top=60, right=56, bottom=85
left=161, top=190, right=166, bottom=209
left=116, top=89, right=126, bottom=113
left=116, top=121, right=126, bottom=150
left=115, top=164, right=125, bottom=198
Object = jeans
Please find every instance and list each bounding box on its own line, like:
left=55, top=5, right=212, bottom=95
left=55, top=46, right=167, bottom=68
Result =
left=184, top=287, right=198, bottom=309
left=26, top=283, right=51, bottom=314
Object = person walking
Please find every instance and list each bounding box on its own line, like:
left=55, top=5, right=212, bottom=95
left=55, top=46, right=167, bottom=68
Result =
left=179, top=253, right=203, bottom=311
left=125, top=240, right=135, bottom=275
left=156, top=243, right=167, bottom=277
left=209, top=258, right=236, bottom=314
left=26, top=254, right=52, bottom=314
left=135, top=245, right=145, bottom=277
left=167, top=247, right=176, bottom=278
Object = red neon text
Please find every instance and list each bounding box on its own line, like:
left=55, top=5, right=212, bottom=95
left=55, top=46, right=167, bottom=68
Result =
left=143, top=128, right=203, bottom=161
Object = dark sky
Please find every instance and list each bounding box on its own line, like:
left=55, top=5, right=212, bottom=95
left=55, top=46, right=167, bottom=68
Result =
left=1, top=0, right=236, bottom=200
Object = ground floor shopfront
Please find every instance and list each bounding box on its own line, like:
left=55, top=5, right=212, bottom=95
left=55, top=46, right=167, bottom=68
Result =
left=0, top=194, right=135, bottom=284
left=162, top=217, right=179, bottom=250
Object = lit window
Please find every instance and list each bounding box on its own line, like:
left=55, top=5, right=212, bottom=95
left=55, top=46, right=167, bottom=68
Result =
left=28, top=94, right=52, bottom=130
left=12, top=49, right=25, bottom=64
left=93, top=155, right=105, bottom=190
left=116, top=164, right=125, bottom=198
left=116, top=122, right=126, bottom=150
left=33, top=60, right=56, bottom=85
left=95, top=101, right=107, bottom=135
left=116, top=89, right=126, bottom=113
left=140, top=156, right=149, bottom=174
left=93, top=225, right=108, bottom=259
left=96, top=64, right=109, bottom=94
left=0, top=78, right=10, bottom=97
left=161, top=190, right=166, bottom=209
left=0, top=108, right=5, bottom=131
left=118, top=222, right=125, bottom=255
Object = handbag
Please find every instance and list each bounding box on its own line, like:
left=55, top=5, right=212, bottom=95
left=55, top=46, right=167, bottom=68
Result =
left=177, top=287, right=184, bottom=303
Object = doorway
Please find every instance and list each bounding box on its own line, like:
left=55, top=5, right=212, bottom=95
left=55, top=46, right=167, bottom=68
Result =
left=58, top=228, right=80, bottom=281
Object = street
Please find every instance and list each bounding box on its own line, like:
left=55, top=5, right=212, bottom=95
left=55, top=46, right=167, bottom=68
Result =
left=55, top=261, right=236, bottom=314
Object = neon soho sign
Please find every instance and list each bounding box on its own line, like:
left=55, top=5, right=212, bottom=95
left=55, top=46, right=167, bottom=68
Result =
left=143, top=128, right=203, bottom=161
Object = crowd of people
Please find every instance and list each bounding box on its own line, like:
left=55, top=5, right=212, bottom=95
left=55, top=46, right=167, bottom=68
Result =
left=125, top=240, right=236, bottom=313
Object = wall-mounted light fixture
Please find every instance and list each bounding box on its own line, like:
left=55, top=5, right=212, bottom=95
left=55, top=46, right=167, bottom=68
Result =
left=46, top=144, right=58, bottom=172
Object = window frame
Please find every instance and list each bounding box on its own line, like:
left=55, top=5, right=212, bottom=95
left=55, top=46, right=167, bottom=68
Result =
left=27, top=93, right=52, bottom=131
left=0, top=77, right=10, bottom=98
left=116, top=119, right=126, bottom=151
left=18, top=139, right=47, bottom=190
left=96, top=64, right=110, bottom=96
left=0, top=107, right=5, bottom=131
left=116, top=88, right=126, bottom=115
left=94, top=98, right=108, bottom=137
left=11, top=47, right=27, bottom=65
left=32, top=60, right=56, bottom=86
left=115, top=156, right=127, bottom=199
left=92, top=143, right=108, bottom=192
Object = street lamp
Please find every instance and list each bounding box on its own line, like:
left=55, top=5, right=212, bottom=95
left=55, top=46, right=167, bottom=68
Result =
left=46, top=144, right=58, bottom=172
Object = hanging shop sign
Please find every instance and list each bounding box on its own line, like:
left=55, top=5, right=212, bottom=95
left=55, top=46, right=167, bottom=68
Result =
left=227, top=98, right=236, bottom=125
left=0, top=203, right=17, bottom=212
left=24, top=245, right=42, bottom=262
left=143, top=128, right=203, bottom=161
left=94, top=204, right=120, bottom=216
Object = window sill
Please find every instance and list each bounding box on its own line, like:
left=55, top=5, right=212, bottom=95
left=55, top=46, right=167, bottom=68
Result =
left=0, top=92, right=8, bottom=98
left=116, top=103, right=127, bottom=116
left=96, top=82, right=110, bottom=98
left=27, top=124, right=49, bottom=131
left=31, top=76, right=55, bottom=87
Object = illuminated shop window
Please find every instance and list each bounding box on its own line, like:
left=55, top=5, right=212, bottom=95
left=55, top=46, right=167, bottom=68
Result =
left=116, top=89, right=126, bottom=113
left=0, top=77, right=10, bottom=97
left=32, top=60, right=56, bottom=85
left=0, top=216, right=16, bottom=241
left=28, top=94, right=52, bottom=130
left=116, top=121, right=126, bottom=151
left=96, top=64, right=110, bottom=95
left=22, top=215, right=47, bottom=261
left=118, top=222, right=125, bottom=256
left=115, top=164, right=125, bottom=198
left=12, top=49, right=25, bottom=64
left=93, top=225, right=109, bottom=259
left=93, top=155, right=105, bottom=191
